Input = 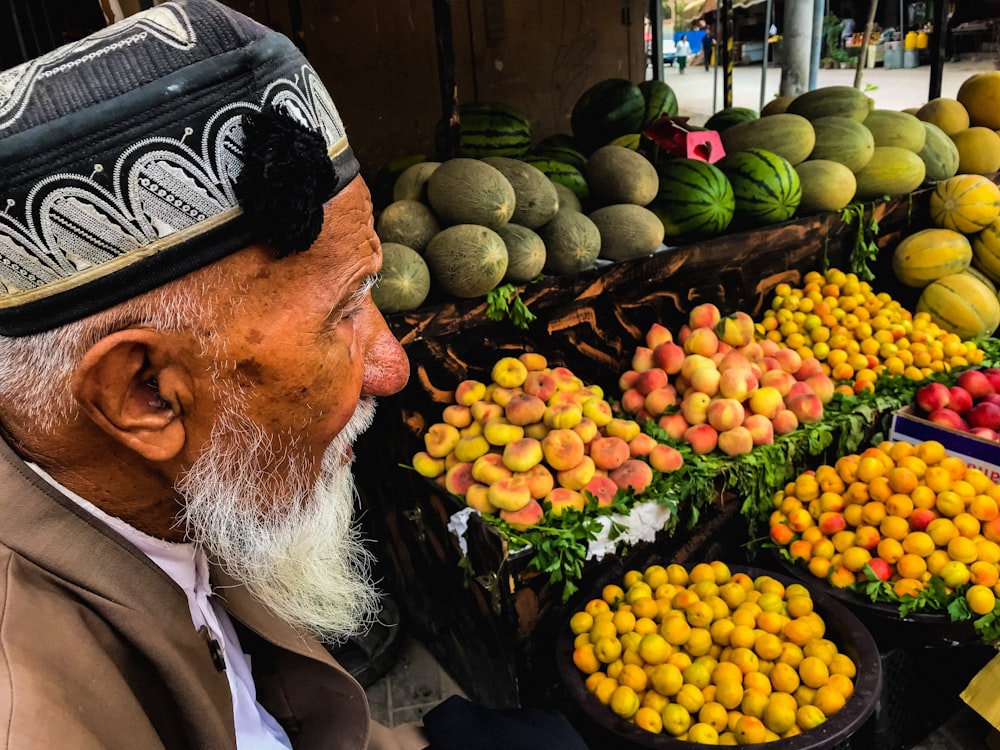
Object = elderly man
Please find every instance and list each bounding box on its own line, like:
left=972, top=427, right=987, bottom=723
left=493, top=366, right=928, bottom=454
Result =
left=0, top=0, right=422, bottom=747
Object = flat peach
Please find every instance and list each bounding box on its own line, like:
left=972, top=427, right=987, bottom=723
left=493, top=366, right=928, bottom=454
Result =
left=541, top=428, right=586, bottom=471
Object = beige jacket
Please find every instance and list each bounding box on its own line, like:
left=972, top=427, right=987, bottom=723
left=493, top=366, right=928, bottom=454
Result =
left=0, top=437, right=427, bottom=749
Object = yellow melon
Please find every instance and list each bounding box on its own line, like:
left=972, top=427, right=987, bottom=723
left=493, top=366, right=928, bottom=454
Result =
left=957, top=71, right=1000, bottom=130
left=915, top=97, right=971, bottom=135
left=972, top=217, right=1000, bottom=283
left=951, top=127, right=1000, bottom=176
left=929, top=174, right=1000, bottom=233
left=917, top=273, right=1000, bottom=340
left=892, top=228, right=972, bottom=288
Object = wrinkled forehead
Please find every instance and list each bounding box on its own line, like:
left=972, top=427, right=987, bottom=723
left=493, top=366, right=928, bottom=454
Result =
left=0, top=0, right=358, bottom=337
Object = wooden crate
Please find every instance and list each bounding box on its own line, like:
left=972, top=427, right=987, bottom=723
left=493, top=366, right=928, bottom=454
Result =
left=353, top=191, right=935, bottom=708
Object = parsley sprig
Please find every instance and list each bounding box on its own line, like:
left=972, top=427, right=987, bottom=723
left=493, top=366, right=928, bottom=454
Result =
left=841, top=201, right=882, bottom=282
left=485, top=283, right=537, bottom=330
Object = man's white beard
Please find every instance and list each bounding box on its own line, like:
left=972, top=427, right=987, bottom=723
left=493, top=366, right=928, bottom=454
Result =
left=175, top=394, right=381, bottom=644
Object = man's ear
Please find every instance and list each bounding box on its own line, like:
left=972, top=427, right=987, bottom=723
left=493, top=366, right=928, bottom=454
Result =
left=71, top=329, right=193, bottom=462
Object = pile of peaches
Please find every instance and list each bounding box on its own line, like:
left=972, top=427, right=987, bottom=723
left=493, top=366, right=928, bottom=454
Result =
left=617, top=303, right=836, bottom=457
left=912, top=368, right=1000, bottom=441
left=411, top=353, right=684, bottom=528
left=768, top=440, right=1000, bottom=617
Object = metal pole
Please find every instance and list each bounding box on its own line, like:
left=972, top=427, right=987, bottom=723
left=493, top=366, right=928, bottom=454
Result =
left=928, top=0, right=947, bottom=99
left=723, top=0, right=733, bottom=109
left=650, top=0, right=664, bottom=81
left=810, top=0, right=824, bottom=90
left=760, top=0, right=773, bottom=111
left=432, top=0, right=460, bottom=160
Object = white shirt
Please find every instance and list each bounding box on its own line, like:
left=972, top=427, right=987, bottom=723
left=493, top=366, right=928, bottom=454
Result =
left=28, top=464, right=293, bottom=750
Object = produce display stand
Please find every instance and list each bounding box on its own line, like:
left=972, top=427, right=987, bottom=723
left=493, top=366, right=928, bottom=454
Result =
left=351, top=185, right=951, bottom=714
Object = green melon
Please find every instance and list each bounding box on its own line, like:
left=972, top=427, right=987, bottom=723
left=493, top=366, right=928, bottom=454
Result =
left=863, top=109, right=927, bottom=152
left=481, top=156, right=560, bottom=228
left=808, top=116, right=875, bottom=172
left=372, top=243, right=431, bottom=313
left=786, top=85, right=874, bottom=122
left=434, top=102, right=532, bottom=160
left=553, top=183, right=582, bottom=213
left=393, top=161, right=441, bottom=202
left=375, top=200, right=441, bottom=253
left=852, top=146, right=927, bottom=202
left=649, top=158, right=735, bottom=238
left=716, top=148, right=802, bottom=225
left=585, top=145, right=659, bottom=207
left=794, top=160, right=857, bottom=213
left=537, top=211, right=601, bottom=274
left=426, top=158, right=516, bottom=229
left=719, top=114, right=816, bottom=166
left=497, top=223, right=546, bottom=284
left=571, top=78, right=646, bottom=153
left=589, top=204, right=665, bottom=262
left=424, top=225, right=508, bottom=298
left=638, top=79, right=680, bottom=128
left=372, top=153, right=427, bottom=211
left=917, top=121, right=961, bottom=183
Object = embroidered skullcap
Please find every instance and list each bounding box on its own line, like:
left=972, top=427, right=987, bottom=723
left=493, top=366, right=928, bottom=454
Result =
left=0, top=0, right=359, bottom=336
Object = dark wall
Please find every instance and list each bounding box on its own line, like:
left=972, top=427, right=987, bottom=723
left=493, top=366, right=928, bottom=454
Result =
left=1, top=0, right=106, bottom=68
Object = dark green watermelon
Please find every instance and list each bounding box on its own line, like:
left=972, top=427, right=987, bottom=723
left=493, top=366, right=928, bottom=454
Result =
left=638, top=79, right=680, bottom=128
left=716, top=148, right=802, bottom=225
left=521, top=157, right=589, bottom=201
left=434, top=102, right=532, bottom=160
left=571, top=78, right=645, bottom=154
left=649, top=158, right=734, bottom=238
left=705, top=106, right=760, bottom=132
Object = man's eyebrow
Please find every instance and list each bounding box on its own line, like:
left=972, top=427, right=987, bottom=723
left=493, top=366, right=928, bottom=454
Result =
left=326, top=273, right=379, bottom=326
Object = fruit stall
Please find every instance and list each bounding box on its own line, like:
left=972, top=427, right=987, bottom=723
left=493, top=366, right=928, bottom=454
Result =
left=347, top=57, right=1000, bottom=750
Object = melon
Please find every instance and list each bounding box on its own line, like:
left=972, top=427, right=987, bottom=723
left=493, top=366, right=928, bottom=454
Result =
left=891, top=228, right=972, bottom=288
left=372, top=153, right=427, bottom=211
left=950, top=127, right=1000, bottom=176
left=962, top=264, right=998, bottom=295
left=426, top=158, right=515, bottom=229
left=795, top=160, right=856, bottom=213
left=571, top=78, right=646, bottom=154
left=929, top=174, right=1000, bottom=234
left=705, top=107, right=759, bottom=132
left=915, top=97, right=971, bottom=135
left=586, top=145, right=659, bottom=206
left=957, top=71, right=1000, bottom=130
left=497, top=224, right=546, bottom=284
left=372, top=243, right=431, bottom=313
left=531, top=134, right=588, bottom=171
left=761, top=95, right=796, bottom=117
left=589, top=204, right=665, bottom=262
left=808, top=116, right=875, bottom=172
left=863, top=109, right=926, bottom=152
left=650, top=158, right=735, bottom=238
left=393, top=161, right=441, bottom=202
left=917, top=273, right=1000, bottom=340
left=852, top=147, right=926, bottom=202
left=537, top=211, right=601, bottom=274
left=972, top=217, right=1000, bottom=283
left=434, top=102, right=532, bottom=160
left=719, top=114, right=816, bottom=166
left=786, top=85, right=874, bottom=122
left=376, top=200, right=441, bottom=253
left=481, top=156, right=559, bottom=229
left=716, top=148, right=801, bottom=225
left=553, top=183, right=582, bottom=213
left=424, top=224, right=508, bottom=298
left=917, top=121, right=960, bottom=183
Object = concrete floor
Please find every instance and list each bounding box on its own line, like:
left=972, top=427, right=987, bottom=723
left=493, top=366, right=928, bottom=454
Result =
left=363, top=52, right=1000, bottom=748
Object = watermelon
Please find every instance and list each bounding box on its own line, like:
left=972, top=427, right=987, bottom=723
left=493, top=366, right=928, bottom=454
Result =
left=704, top=106, right=760, bottom=132
left=522, top=157, right=590, bottom=201
left=434, top=102, right=531, bottom=160
left=638, top=79, right=679, bottom=128
left=649, top=158, right=735, bottom=238
left=571, top=78, right=646, bottom=154
left=531, top=134, right=588, bottom=171
left=716, top=148, right=802, bottom=226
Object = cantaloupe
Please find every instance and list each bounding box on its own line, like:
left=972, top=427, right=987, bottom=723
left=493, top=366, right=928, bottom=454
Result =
left=950, top=127, right=1000, bottom=176
left=376, top=200, right=440, bottom=252
left=481, top=156, right=559, bottom=228
left=891, top=228, right=972, bottom=288
left=372, top=243, right=431, bottom=313
left=917, top=272, right=1000, bottom=340
left=852, top=147, right=926, bottom=201
left=794, top=160, right=856, bottom=212
left=915, top=97, right=970, bottom=135
left=808, top=116, right=875, bottom=172
left=393, top=161, right=441, bottom=202
left=424, top=224, right=508, bottom=298
left=497, top=223, right=546, bottom=284
left=538, top=211, right=601, bottom=274
left=917, top=121, right=960, bottom=183
left=589, top=204, right=665, bottom=262
left=957, top=71, right=1000, bottom=130
left=585, top=145, right=659, bottom=206
left=863, top=109, right=926, bottom=152
left=426, top=158, right=516, bottom=229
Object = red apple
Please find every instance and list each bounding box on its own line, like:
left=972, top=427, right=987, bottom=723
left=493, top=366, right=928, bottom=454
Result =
left=970, top=426, right=1000, bottom=441
left=968, top=402, right=1000, bottom=431
left=981, top=393, right=1000, bottom=407
left=986, top=372, right=1000, bottom=393
left=957, top=369, right=994, bottom=400
left=928, top=407, right=969, bottom=432
left=948, top=386, right=974, bottom=415
left=915, top=382, right=950, bottom=414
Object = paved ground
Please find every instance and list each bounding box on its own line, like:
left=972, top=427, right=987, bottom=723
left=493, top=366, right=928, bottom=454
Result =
left=363, top=52, right=1000, bottom=747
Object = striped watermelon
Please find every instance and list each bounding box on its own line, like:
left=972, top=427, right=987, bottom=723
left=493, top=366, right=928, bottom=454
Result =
left=716, top=148, right=802, bottom=226
left=638, top=79, right=679, bottom=128
left=649, top=158, right=735, bottom=238
left=522, top=157, right=590, bottom=201
left=434, top=102, right=532, bottom=160
left=531, top=134, right=588, bottom=171
left=571, top=78, right=646, bottom=154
